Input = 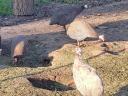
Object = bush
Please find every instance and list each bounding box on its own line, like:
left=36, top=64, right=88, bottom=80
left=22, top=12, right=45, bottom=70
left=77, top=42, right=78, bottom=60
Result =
left=0, top=0, right=12, bottom=15
left=0, top=0, right=82, bottom=16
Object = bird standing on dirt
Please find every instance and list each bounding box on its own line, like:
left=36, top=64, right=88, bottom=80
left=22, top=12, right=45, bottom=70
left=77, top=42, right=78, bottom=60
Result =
left=73, top=47, right=103, bottom=96
left=67, top=18, right=105, bottom=46
left=49, top=5, right=88, bottom=31
left=11, top=35, right=27, bottom=64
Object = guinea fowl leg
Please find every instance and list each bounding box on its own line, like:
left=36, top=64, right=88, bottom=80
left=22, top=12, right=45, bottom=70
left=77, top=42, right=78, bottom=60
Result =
left=77, top=41, right=80, bottom=47
left=67, top=79, right=74, bottom=86
left=13, top=57, right=18, bottom=65
left=13, top=57, right=23, bottom=65
left=63, top=25, right=66, bottom=32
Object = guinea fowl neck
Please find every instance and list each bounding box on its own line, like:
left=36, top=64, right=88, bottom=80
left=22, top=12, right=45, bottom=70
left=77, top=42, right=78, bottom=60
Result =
left=74, top=51, right=85, bottom=67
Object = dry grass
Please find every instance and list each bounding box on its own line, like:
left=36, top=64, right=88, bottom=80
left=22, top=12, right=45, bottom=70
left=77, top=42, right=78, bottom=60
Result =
left=0, top=42, right=127, bottom=96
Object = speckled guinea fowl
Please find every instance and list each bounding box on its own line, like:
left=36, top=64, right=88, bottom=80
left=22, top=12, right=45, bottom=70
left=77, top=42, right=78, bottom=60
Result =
left=11, top=35, right=27, bottom=64
left=49, top=5, right=87, bottom=30
left=67, top=18, right=104, bottom=45
left=73, top=47, right=103, bottom=96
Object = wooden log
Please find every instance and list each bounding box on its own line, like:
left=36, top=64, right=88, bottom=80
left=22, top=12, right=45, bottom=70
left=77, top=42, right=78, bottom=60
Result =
left=13, top=0, right=34, bottom=16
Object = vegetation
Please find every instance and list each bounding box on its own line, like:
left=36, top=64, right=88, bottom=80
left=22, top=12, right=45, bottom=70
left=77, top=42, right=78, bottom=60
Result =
left=0, top=0, right=12, bottom=15
left=0, top=0, right=82, bottom=15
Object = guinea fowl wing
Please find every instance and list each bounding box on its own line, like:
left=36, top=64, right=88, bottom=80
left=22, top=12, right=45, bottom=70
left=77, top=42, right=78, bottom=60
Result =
left=67, top=19, right=98, bottom=41
left=73, top=65, right=103, bottom=96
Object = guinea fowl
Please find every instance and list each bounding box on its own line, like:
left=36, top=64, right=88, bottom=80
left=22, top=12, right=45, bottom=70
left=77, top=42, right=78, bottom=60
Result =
left=67, top=18, right=105, bottom=46
left=73, top=47, right=103, bottom=96
left=49, top=5, right=88, bottom=31
left=11, top=35, right=27, bottom=64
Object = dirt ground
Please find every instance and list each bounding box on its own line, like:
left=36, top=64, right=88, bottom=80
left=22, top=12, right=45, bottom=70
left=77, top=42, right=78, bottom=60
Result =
left=0, top=0, right=128, bottom=96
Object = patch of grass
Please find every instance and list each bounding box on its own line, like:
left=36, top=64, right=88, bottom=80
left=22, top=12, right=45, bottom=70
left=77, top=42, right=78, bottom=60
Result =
left=0, top=0, right=81, bottom=15
left=0, top=0, right=12, bottom=15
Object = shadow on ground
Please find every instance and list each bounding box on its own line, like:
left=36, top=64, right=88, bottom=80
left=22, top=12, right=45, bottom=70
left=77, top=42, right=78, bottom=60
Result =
left=1, top=19, right=128, bottom=68
left=113, top=85, right=128, bottom=96
left=27, top=77, right=74, bottom=91
left=1, top=31, right=74, bottom=67
left=96, top=19, right=128, bottom=42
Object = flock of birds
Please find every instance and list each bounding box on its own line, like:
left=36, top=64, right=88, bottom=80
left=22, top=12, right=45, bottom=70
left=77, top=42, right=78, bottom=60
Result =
left=50, top=4, right=104, bottom=96
left=0, top=4, right=106, bottom=96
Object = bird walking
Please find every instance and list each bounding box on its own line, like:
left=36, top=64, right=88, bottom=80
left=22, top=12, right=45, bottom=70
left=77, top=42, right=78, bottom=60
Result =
left=49, top=5, right=88, bottom=31
left=11, top=35, right=27, bottom=64
left=73, top=47, right=103, bottom=96
left=67, top=18, right=104, bottom=46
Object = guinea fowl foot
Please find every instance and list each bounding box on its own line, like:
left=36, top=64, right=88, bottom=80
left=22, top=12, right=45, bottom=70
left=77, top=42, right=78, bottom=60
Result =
left=63, top=26, right=67, bottom=32
left=77, top=41, right=81, bottom=47
left=100, top=43, right=109, bottom=52
left=13, top=57, right=23, bottom=65
left=72, top=42, right=86, bottom=47
left=67, top=79, right=75, bottom=87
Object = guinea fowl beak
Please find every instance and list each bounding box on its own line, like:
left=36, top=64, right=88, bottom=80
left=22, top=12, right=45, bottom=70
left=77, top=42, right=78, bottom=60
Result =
left=98, top=35, right=105, bottom=42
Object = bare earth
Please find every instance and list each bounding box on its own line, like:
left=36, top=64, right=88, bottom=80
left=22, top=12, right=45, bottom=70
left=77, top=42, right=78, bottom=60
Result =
left=0, top=1, right=128, bottom=96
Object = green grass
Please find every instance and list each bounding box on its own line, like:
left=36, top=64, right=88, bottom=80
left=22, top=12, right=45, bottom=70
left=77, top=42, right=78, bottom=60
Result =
left=0, top=0, right=12, bottom=15
left=0, top=0, right=81, bottom=15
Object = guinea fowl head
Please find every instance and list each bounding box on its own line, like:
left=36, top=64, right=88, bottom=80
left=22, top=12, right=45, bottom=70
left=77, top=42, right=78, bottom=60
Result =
left=98, top=34, right=105, bottom=42
left=81, top=5, right=88, bottom=9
